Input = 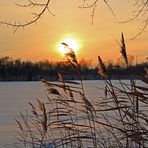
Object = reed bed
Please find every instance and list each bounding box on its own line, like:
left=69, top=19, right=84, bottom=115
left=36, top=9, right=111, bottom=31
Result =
left=16, top=33, right=148, bottom=148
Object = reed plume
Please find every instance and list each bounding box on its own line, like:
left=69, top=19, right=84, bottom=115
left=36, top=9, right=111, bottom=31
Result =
left=15, top=34, right=148, bottom=148
left=61, top=42, right=79, bottom=67
left=98, top=56, right=108, bottom=78
left=120, top=32, right=128, bottom=66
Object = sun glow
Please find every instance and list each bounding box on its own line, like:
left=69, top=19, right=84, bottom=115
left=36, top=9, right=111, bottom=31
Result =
left=59, top=38, right=80, bottom=54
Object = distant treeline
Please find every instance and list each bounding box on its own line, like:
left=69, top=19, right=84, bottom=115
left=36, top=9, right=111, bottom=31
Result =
left=0, top=56, right=147, bottom=81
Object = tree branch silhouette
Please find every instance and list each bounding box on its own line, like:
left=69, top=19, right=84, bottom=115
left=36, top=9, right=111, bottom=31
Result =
left=79, top=0, right=116, bottom=24
left=0, top=0, right=54, bottom=33
left=115, top=0, right=148, bottom=39
left=0, top=0, right=147, bottom=38
left=80, top=0, right=147, bottom=39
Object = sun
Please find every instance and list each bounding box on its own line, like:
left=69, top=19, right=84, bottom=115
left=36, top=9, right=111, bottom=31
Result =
left=59, top=38, right=80, bottom=54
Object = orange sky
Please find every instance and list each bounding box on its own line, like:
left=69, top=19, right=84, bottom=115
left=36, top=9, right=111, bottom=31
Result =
left=0, top=0, right=147, bottom=65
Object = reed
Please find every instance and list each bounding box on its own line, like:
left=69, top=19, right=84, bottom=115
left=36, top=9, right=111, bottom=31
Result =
left=16, top=34, right=148, bottom=148
left=120, top=33, right=128, bottom=67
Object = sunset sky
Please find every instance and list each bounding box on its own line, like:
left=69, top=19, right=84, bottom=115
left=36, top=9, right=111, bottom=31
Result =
left=0, top=0, right=147, bottom=65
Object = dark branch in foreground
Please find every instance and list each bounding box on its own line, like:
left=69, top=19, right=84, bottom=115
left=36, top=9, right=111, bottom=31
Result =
left=0, top=0, right=147, bottom=38
left=0, top=0, right=54, bottom=33
left=79, top=0, right=116, bottom=24
left=80, top=0, right=148, bottom=39
left=116, top=0, right=148, bottom=39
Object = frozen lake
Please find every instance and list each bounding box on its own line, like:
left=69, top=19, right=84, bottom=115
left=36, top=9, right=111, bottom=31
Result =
left=0, top=80, right=146, bottom=147
left=0, top=81, right=48, bottom=147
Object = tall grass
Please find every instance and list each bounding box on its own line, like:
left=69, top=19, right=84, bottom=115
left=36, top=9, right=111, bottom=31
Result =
left=16, top=33, right=148, bottom=148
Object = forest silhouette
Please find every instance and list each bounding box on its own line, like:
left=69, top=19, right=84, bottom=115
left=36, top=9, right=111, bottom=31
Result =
left=0, top=56, right=147, bottom=81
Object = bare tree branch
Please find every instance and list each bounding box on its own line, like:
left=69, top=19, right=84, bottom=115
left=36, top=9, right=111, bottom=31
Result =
left=0, top=0, right=54, bottom=33
left=103, top=0, right=116, bottom=18
left=15, top=0, right=47, bottom=8
left=79, top=0, right=115, bottom=24
left=116, top=0, right=148, bottom=39
left=0, top=0, right=147, bottom=38
left=80, top=0, right=147, bottom=39
left=116, top=0, right=147, bottom=23
left=130, top=17, right=148, bottom=40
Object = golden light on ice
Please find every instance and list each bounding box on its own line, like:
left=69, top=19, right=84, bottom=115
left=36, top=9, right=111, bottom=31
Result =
left=59, top=38, right=80, bottom=54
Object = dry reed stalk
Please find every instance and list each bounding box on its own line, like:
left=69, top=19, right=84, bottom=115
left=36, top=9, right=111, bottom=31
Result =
left=16, top=34, right=148, bottom=148
left=120, top=32, right=128, bottom=67
left=98, top=56, right=108, bottom=79
left=61, top=42, right=79, bottom=68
